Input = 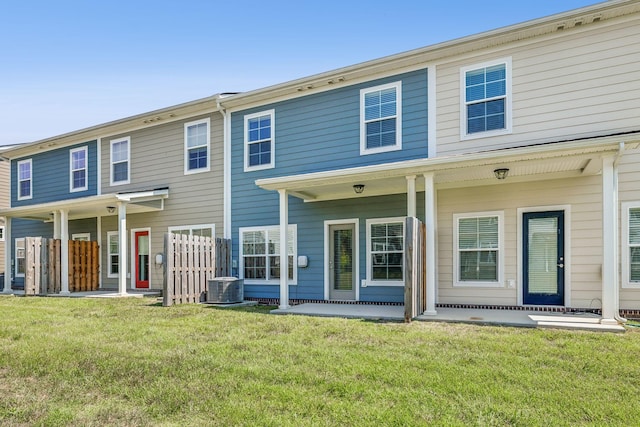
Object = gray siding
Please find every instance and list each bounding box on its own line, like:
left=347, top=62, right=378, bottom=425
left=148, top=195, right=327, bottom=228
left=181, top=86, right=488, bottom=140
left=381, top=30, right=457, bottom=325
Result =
left=100, top=113, right=225, bottom=290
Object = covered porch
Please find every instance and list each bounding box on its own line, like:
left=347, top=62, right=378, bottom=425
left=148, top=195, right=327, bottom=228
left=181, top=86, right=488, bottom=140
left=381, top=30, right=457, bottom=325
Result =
left=0, top=188, right=168, bottom=296
left=257, top=134, right=640, bottom=326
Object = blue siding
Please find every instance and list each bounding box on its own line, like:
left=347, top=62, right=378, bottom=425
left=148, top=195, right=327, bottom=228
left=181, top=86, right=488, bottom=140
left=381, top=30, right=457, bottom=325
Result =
left=11, top=141, right=98, bottom=207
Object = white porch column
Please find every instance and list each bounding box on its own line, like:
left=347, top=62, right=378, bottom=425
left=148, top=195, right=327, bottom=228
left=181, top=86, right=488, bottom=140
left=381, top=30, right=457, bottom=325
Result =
left=601, top=154, right=619, bottom=324
left=118, top=202, right=128, bottom=295
left=423, top=173, right=437, bottom=315
left=3, top=217, right=11, bottom=293
left=406, top=175, right=417, bottom=218
left=59, top=209, right=70, bottom=295
left=278, top=189, right=290, bottom=310
left=53, top=211, right=60, bottom=239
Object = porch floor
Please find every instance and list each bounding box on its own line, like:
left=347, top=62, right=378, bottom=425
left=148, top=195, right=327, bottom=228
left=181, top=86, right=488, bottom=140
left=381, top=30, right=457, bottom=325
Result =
left=271, top=304, right=626, bottom=332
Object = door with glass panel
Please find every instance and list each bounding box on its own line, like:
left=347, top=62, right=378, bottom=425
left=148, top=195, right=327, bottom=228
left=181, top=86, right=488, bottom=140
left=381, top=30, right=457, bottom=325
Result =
left=523, top=211, right=564, bottom=305
left=329, top=224, right=356, bottom=300
left=135, top=231, right=150, bottom=289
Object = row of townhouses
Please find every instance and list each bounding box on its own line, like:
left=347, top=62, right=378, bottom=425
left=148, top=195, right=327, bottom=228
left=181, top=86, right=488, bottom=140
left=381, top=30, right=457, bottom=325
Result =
left=1, top=0, right=639, bottom=326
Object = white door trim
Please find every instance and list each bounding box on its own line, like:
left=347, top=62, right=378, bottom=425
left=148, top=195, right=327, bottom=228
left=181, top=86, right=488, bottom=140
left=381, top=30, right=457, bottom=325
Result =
left=324, top=219, right=359, bottom=301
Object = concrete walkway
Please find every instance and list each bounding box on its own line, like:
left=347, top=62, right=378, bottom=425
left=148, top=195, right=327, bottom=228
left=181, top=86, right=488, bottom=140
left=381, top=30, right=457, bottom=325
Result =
left=272, top=303, right=626, bottom=332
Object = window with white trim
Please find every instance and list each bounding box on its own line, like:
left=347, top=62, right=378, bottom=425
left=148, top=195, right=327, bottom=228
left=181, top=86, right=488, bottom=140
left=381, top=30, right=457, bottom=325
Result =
left=70, top=146, right=88, bottom=192
left=184, top=118, right=210, bottom=174
left=15, top=238, right=25, bottom=277
left=107, top=231, right=119, bottom=278
left=366, top=218, right=404, bottom=286
left=110, top=137, right=130, bottom=185
left=244, top=110, right=275, bottom=171
left=0, top=226, right=4, bottom=241
left=72, top=233, right=90, bottom=241
left=239, top=225, right=296, bottom=284
left=461, top=58, right=511, bottom=139
left=622, top=203, right=640, bottom=288
left=360, top=82, right=402, bottom=155
left=168, top=224, right=214, bottom=238
left=454, top=211, right=504, bottom=286
left=17, top=159, right=32, bottom=200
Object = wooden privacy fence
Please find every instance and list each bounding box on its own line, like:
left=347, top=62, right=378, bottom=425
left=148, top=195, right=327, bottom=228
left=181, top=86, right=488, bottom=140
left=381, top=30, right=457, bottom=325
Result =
left=404, top=217, right=427, bottom=322
left=163, top=233, right=231, bottom=306
left=24, top=238, right=99, bottom=295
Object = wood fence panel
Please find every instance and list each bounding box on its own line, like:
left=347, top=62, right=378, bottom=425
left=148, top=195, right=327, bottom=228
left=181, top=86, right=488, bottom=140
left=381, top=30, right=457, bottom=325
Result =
left=163, top=233, right=231, bottom=306
left=404, top=217, right=427, bottom=322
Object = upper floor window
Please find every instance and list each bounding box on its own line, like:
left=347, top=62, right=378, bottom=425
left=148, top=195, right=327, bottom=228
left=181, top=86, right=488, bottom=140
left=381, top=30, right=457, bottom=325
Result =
left=453, top=211, right=504, bottom=287
left=244, top=110, right=275, bottom=171
left=69, top=146, right=88, bottom=192
left=184, top=118, right=210, bottom=174
left=366, top=217, right=405, bottom=286
left=360, top=81, right=402, bottom=155
left=17, top=159, right=32, bottom=200
left=461, top=58, right=512, bottom=139
left=169, top=224, right=215, bottom=238
left=110, top=137, right=130, bottom=185
left=239, top=224, right=296, bottom=284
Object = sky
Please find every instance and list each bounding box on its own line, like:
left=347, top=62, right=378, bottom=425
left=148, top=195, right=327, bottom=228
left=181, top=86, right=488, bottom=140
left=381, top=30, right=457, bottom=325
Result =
left=0, top=0, right=601, bottom=146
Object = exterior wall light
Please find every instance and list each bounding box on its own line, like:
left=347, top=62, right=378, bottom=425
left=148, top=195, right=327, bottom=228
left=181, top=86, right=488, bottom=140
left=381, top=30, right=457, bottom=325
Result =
left=106, top=206, right=116, bottom=214
left=353, top=184, right=365, bottom=194
left=493, top=168, right=509, bottom=180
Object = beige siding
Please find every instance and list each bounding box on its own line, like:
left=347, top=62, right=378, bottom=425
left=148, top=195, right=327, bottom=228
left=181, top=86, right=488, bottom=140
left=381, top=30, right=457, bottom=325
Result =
left=437, top=174, right=605, bottom=308
left=618, top=148, right=640, bottom=309
left=0, top=161, right=8, bottom=274
left=436, top=14, right=640, bottom=156
left=99, top=113, right=224, bottom=290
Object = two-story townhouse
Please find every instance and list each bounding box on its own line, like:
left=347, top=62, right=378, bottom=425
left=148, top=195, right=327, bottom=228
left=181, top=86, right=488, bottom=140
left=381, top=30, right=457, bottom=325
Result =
left=221, top=0, right=640, bottom=325
left=0, top=95, right=225, bottom=294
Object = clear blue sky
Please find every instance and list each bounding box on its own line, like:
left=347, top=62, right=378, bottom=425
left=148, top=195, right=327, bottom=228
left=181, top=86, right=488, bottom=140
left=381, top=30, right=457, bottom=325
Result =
left=0, top=0, right=600, bottom=146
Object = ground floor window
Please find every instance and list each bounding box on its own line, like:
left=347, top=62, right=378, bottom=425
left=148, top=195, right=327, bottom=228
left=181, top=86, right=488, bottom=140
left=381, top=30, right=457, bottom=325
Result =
left=239, top=225, right=296, bottom=285
left=168, top=224, right=214, bottom=238
left=107, top=232, right=119, bottom=278
left=0, top=226, right=4, bottom=241
left=15, top=238, right=25, bottom=277
left=622, top=203, right=640, bottom=288
left=454, top=211, right=503, bottom=286
left=366, top=217, right=404, bottom=286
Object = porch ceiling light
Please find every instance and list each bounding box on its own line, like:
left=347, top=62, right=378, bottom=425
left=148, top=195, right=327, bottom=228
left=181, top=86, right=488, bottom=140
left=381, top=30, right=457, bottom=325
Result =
left=493, top=168, right=509, bottom=180
left=106, top=206, right=116, bottom=214
left=353, top=184, right=365, bottom=194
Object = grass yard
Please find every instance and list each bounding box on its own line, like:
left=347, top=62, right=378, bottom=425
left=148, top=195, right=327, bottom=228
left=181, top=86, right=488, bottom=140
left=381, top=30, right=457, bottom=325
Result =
left=0, top=296, right=639, bottom=426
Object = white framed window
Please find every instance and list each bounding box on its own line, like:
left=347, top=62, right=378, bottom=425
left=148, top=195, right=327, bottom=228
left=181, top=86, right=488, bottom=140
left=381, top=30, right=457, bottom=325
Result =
left=0, top=226, right=4, bottom=241
left=365, top=217, right=405, bottom=286
left=184, top=118, right=210, bottom=174
left=239, top=224, right=296, bottom=285
left=110, top=137, right=130, bottom=185
left=454, top=211, right=504, bottom=287
left=622, top=202, right=640, bottom=288
left=107, top=231, right=119, bottom=278
left=168, top=224, right=215, bottom=238
left=69, top=146, right=88, bottom=192
left=72, top=233, right=91, bottom=241
left=244, top=110, right=275, bottom=171
left=15, top=238, right=25, bottom=277
left=460, top=58, right=512, bottom=140
left=360, top=81, right=402, bottom=155
left=17, top=159, right=32, bottom=200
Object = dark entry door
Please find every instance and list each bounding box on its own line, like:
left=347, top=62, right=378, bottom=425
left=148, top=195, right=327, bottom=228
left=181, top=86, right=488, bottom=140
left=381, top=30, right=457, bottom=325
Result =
left=329, top=224, right=356, bottom=300
left=523, top=211, right=564, bottom=305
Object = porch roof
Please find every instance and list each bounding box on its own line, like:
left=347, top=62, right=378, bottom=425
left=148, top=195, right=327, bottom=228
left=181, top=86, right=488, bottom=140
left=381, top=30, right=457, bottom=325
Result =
left=0, top=188, right=169, bottom=221
left=256, top=133, right=640, bottom=202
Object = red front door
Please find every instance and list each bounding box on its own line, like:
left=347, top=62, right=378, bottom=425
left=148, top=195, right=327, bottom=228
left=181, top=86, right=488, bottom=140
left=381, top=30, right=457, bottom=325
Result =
left=135, top=231, right=150, bottom=289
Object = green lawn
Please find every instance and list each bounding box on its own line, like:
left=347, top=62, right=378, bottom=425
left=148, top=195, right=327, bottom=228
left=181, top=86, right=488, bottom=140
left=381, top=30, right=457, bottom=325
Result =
left=1, top=296, right=639, bottom=426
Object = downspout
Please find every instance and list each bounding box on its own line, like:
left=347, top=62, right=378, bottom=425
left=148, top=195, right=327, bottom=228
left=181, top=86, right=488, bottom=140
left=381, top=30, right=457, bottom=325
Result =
left=613, top=142, right=626, bottom=323
left=217, top=99, right=231, bottom=241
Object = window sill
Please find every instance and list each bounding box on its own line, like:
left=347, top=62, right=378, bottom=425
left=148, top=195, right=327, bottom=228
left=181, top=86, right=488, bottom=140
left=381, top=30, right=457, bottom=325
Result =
left=453, top=281, right=504, bottom=288
left=184, top=167, right=210, bottom=176
left=363, top=280, right=404, bottom=287
left=243, top=279, right=297, bottom=286
left=360, top=144, right=402, bottom=156
left=460, top=128, right=512, bottom=141
left=244, top=164, right=275, bottom=173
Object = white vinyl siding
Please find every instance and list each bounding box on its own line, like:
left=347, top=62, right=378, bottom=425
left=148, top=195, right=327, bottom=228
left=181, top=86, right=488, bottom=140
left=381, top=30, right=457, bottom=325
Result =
left=69, top=146, right=88, bottom=192
left=168, top=224, right=214, bottom=238
left=365, top=217, right=404, bottom=286
left=454, top=211, right=504, bottom=287
left=244, top=110, right=275, bottom=171
left=239, top=225, right=296, bottom=285
left=107, top=232, right=119, bottom=278
left=15, top=238, right=25, bottom=277
left=460, top=58, right=512, bottom=140
left=184, top=118, right=210, bottom=174
left=110, top=137, right=130, bottom=185
left=17, top=159, right=32, bottom=200
left=360, top=82, right=402, bottom=155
